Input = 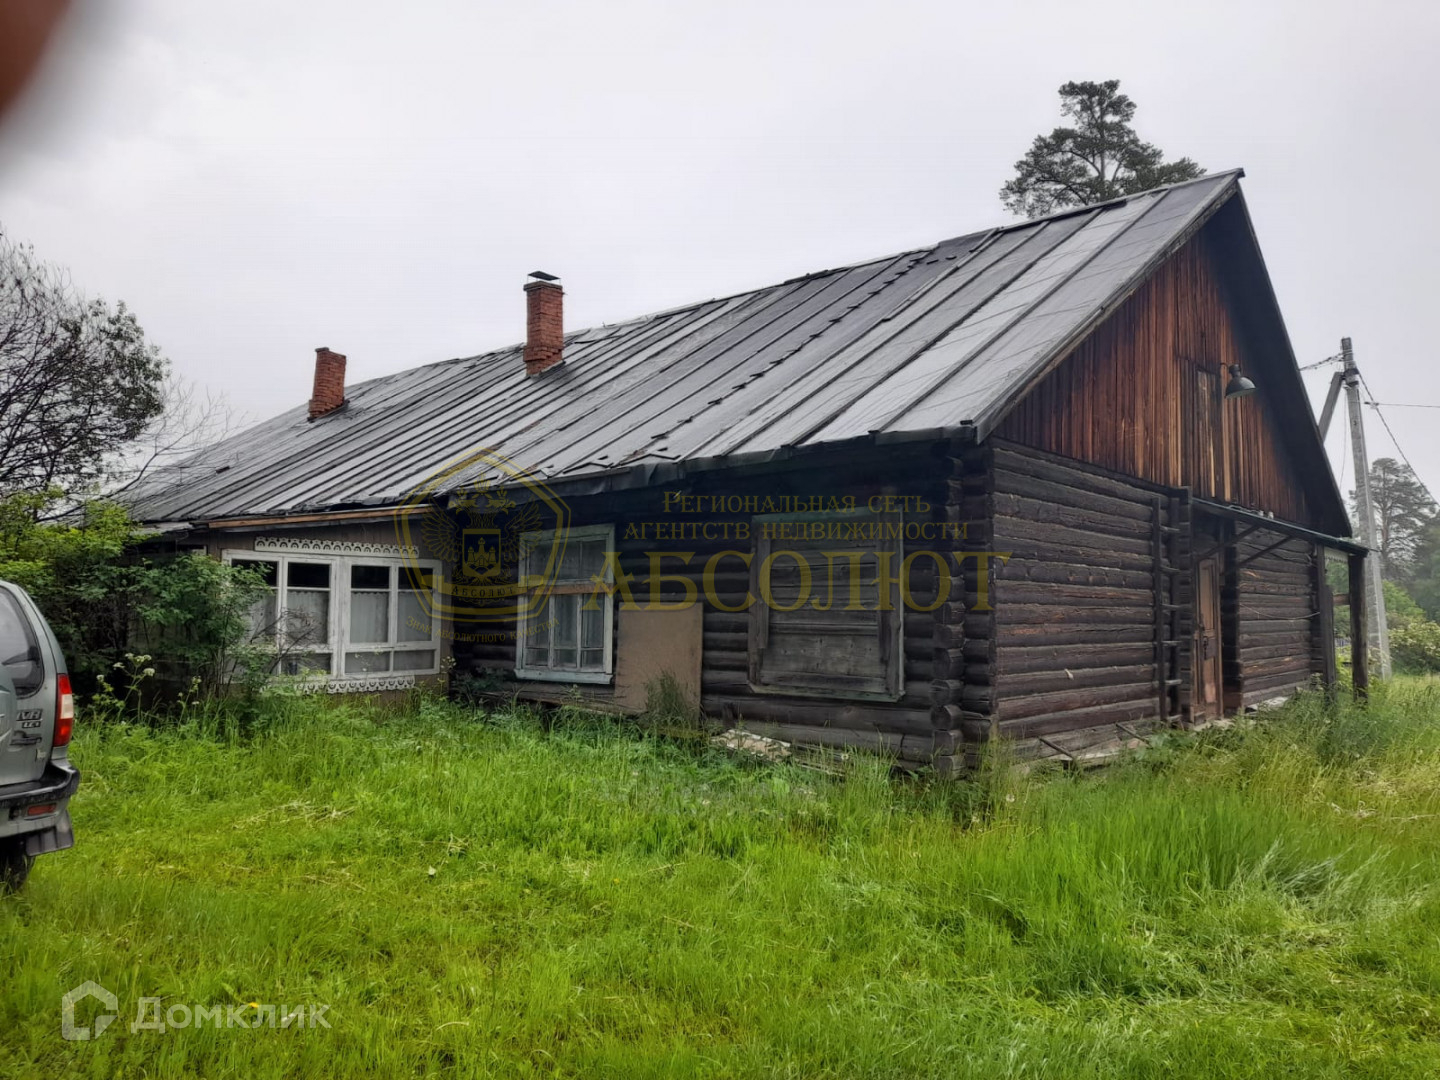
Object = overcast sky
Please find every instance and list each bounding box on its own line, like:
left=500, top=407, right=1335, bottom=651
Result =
left=1, top=0, right=1437, bottom=501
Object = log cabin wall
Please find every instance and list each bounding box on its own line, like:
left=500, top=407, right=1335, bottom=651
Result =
left=978, top=442, right=1192, bottom=763
left=930, top=440, right=996, bottom=775
left=1229, top=528, right=1324, bottom=707
left=995, top=227, right=1311, bottom=526
left=451, top=444, right=958, bottom=769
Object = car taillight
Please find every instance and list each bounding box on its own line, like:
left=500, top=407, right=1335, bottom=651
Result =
left=54, top=674, right=73, bottom=748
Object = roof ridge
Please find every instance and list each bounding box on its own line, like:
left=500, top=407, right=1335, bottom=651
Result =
left=333, top=170, right=1249, bottom=398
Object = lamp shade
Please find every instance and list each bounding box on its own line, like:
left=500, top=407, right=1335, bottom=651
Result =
left=1225, top=364, right=1257, bottom=399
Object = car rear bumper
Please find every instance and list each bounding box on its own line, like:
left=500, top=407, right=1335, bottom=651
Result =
left=0, top=761, right=80, bottom=853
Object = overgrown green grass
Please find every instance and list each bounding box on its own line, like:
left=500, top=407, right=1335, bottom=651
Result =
left=3, top=682, right=1440, bottom=1078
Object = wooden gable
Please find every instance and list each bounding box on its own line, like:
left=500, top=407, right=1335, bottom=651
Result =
left=994, top=222, right=1316, bottom=526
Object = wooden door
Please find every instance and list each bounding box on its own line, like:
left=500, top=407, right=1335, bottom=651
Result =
left=1194, top=555, right=1224, bottom=721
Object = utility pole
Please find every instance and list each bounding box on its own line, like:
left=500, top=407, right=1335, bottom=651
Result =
left=1342, top=337, right=1391, bottom=679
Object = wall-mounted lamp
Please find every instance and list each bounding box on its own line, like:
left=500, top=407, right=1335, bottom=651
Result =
left=1225, top=364, right=1257, bottom=399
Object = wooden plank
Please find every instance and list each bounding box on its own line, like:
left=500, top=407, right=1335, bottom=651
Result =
left=1348, top=551, right=1368, bottom=698
left=997, top=680, right=1159, bottom=723
left=1316, top=547, right=1337, bottom=691
left=994, top=642, right=1158, bottom=677
left=989, top=231, right=1316, bottom=524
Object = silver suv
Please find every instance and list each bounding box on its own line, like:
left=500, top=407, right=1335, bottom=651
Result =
left=0, top=580, right=79, bottom=891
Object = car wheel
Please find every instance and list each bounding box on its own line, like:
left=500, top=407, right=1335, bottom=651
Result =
left=0, top=841, right=32, bottom=893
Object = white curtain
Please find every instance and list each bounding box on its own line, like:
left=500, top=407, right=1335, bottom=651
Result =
left=350, top=591, right=389, bottom=644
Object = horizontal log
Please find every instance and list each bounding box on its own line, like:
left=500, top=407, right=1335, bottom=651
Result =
left=1003, top=717, right=1164, bottom=763
left=997, top=603, right=1154, bottom=628
left=1235, top=640, right=1313, bottom=664
left=994, top=516, right=1153, bottom=559
left=996, top=696, right=1161, bottom=740
left=905, top=637, right=935, bottom=663
left=1229, top=597, right=1315, bottom=616
left=997, top=624, right=1156, bottom=646
left=1234, top=574, right=1314, bottom=593
left=1241, top=655, right=1313, bottom=680
left=703, top=669, right=932, bottom=705
left=1238, top=621, right=1315, bottom=643
left=992, top=492, right=1156, bottom=544
left=722, top=722, right=936, bottom=762
left=992, top=446, right=1167, bottom=506
left=703, top=631, right=748, bottom=652
left=993, top=643, right=1161, bottom=678
left=706, top=650, right=747, bottom=671
left=992, top=468, right=1155, bottom=522
left=997, top=680, right=1158, bottom=723
left=1241, top=671, right=1309, bottom=698
left=999, top=664, right=1156, bottom=698
left=996, top=581, right=1156, bottom=606
left=1000, top=561, right=1157, bottom=591
left=701, top=695, right=932, bottom=735
left=1237, top=567, right=1312, bottom=588
left=1001, top=545, right=1157, bottom=575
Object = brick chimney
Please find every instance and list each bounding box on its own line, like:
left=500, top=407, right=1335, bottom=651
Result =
left=309, top=347, right=347, bottom=419
left=523, top=272, right=564, bottom=375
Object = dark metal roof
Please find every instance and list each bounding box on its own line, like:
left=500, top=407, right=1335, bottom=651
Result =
left=127, top=171, right=1315, bottom=524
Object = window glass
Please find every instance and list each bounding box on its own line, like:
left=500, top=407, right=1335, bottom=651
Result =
left=552, top=593, right=579, bottom=669
left=284, top=562, right=330, bottom=647
left=580, top=602, right=605, bottom=671
left=344, top=650, right=391, bottom=674
left=351, top=565, right=389, bottom=590
left=397, top=592, right=430, bottom=642
left=231, top=558, right=279, bottom=643
left=579, top=540, right=607, bottom=581
left=393, top=649, right=436, bottom=672
left=526, top=538, right=552, bottom=582
left=527, top=596, right=551, bottom=655
left=517, top=528, right=611, bottom=679
left=558, top=542, right=580, bottom=582
left=0, top=591, right=42, bottom=697
left=349, top=564, right=390, bottom=645
left=234, top=558, right=279, bottom=588
left=397, top=567, right=434, bottom=642
left=282, top=653, right=331, bottom=676
left=288, top=563, right=330, bottom=589
left=227, top=553, right=438, bottom=680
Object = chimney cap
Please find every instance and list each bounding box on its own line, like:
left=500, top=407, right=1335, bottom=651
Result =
left=527, top=270, right=560, bottom=282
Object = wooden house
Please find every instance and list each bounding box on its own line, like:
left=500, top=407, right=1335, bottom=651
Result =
left=125, top=170, right=1364, bottom=769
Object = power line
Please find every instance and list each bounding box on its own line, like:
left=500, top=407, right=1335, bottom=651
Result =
left=1365, top=401, right=1440, bottom=409
left=1357, top=370, right=1439, bottom=507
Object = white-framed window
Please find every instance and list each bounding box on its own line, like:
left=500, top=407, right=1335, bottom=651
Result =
left=224, top=550, right=443, bottom=680
left=515, top=524, right=614, bottom=683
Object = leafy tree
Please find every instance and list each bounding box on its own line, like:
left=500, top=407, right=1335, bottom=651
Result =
left=1350, top=457, right=1436, bottom=582
left=1000, top=80, right=1205, bottom=218
left=0, top=490, right=265, bottom=697
left=0, top=490, right=134, bottom=681
left=1382, top=579, right=1424, bottom=629
left=0, top=231, right=169, bottom=496
left=1405, top=521, right=1440, bottom=621
left=1390, top=619, right=1440, bottom=674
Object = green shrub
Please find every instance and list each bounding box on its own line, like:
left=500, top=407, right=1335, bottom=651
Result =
left=1384, top=580, right=1426, bottom=629
left=1390, top=619, right=1440, bottom=674
left=0, top=491, right=266, bottom=700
